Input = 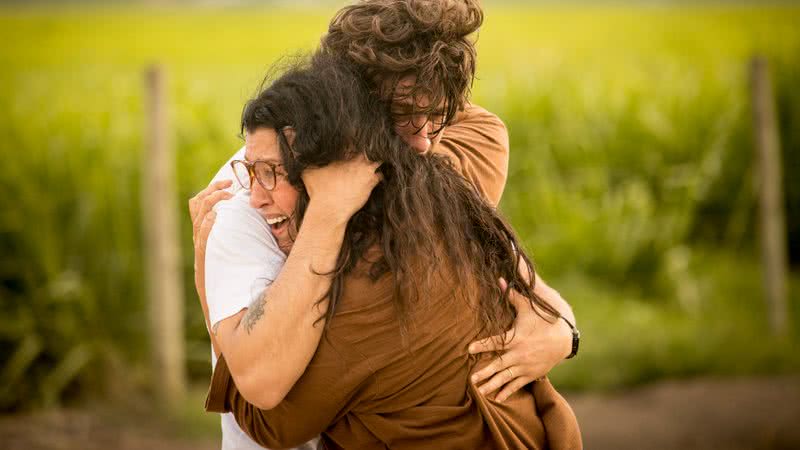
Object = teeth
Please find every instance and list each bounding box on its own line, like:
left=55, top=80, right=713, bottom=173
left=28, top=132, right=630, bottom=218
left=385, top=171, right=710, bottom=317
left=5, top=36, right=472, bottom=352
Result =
left=267, top=216, right=288, bottom=225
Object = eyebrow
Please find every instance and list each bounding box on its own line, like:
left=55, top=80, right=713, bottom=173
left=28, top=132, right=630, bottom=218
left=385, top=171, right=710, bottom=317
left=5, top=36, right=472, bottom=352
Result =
left=392, top=103, right=446, bottom=115
left=243, top=155, right=282, bottom=164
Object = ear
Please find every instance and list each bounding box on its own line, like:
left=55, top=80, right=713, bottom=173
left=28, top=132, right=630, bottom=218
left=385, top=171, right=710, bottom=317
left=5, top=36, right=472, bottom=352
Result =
left=278, top=126, right=302, bottom=162
left=279, top=126, right=296, bottom=148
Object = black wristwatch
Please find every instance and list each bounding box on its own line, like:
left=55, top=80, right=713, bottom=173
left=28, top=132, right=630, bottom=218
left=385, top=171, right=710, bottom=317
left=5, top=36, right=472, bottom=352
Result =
left=560, top=317, right=580, bottom=359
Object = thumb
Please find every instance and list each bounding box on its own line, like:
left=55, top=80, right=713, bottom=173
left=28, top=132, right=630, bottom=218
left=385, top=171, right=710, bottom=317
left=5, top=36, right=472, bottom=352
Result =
left=499, top=277, right=529, bottom=311
left=498, top=277, right=508, bottom=292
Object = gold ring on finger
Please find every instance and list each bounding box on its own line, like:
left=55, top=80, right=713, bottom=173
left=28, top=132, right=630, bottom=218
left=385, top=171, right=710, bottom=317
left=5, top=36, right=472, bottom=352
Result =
left=507, top=367, right=514, bottom=378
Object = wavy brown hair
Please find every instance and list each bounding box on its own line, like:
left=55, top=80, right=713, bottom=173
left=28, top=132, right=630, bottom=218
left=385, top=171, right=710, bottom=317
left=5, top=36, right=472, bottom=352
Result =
left=321, top=0, right=483, bottom=131
left=241, top=54, right=558, bottom=344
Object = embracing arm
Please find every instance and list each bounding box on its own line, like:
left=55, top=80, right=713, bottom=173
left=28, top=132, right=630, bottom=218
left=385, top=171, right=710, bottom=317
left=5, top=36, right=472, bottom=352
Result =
left=204, top=274, right=388, bottom=448
left=191, top=155, right=379, bottom=410
left=204, top=333, right=368, bottom=448
left=439, top=103, right=575, bottom=324
left=211, top=203, right=348, bottom=409
left=436, top=104, right=577, bottom=397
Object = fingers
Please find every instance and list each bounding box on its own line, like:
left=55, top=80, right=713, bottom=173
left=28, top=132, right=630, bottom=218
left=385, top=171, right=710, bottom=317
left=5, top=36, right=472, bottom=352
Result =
left=470, top=352, right=514, bottom=386
left=495, top=375, right=532, bottom=403
left=192, top=189, right=232, bottom=237
left=194, top=210, right=217, bottom=256
left=498, top=277, right=508, bottom=291
left=475, top=363, right=519, bottom=397
left=468, top=333, right=507, bottom=355
left=499, top=276, right=531, bottom=311
left=189, top=179, right=233, bottom=221
left=355, top=153, right=382, bottom=183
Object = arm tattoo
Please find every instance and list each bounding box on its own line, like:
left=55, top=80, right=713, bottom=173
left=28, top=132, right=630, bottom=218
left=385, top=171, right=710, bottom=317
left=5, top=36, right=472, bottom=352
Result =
left=211, top=322, right=221, bottom=336
left=241, top=294, right=267, bottom=334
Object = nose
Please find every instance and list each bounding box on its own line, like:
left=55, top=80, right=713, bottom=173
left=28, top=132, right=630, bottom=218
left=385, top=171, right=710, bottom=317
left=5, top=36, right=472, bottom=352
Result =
left=412, top=115, right=432, bottom=137
left=248, top=181, right=273, bottom=210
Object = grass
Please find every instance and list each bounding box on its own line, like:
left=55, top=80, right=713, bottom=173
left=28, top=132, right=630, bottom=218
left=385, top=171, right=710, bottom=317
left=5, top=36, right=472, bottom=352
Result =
left=550, top=250, right=800, bottom=390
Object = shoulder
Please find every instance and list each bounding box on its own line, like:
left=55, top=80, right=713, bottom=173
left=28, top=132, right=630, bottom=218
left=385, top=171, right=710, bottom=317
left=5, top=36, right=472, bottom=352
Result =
left=443, top=103, right=508, bottom=145
left=435, top=103, right=510, bottom=206
left=207, top=192, right=284, bottom=266
left=211, top=193, right=274, bottom=243
left=210, top=146, right=246, bottom=186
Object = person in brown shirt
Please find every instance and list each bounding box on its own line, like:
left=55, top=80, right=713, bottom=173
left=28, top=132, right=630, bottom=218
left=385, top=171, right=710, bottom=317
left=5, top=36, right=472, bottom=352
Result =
left=189, top=4, right=580, bottom=430
left=203, top=53, right=581, bottom=449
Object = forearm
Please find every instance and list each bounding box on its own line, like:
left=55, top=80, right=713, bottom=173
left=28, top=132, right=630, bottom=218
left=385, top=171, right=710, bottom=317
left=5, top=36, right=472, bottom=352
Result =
left=215, top=202, right=347, bottom=408
left=519, top=258, right=575, bottom=361
left=516, top=255, right=575, bottom=325
left=533, top=273, right=575, bottom=325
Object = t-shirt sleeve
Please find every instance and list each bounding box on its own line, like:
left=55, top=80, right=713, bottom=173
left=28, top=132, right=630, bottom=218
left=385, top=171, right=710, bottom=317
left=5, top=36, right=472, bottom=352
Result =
left=434, top=104, right=510, bottom=207
left=204, top=191, right=286, bottom=328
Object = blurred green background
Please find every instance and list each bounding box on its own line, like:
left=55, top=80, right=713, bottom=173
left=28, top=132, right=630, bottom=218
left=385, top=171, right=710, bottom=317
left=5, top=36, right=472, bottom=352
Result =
left=1, top=0, right=799, bottom=422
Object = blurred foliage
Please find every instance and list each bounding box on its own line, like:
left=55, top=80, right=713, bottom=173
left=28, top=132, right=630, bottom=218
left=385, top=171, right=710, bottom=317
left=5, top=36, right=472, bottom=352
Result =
left=0, top=4, right=799, bottom=411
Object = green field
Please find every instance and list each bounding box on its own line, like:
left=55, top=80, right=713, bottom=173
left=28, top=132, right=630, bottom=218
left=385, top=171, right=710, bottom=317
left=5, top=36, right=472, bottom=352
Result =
left=1, top=4, right=799, bottom=410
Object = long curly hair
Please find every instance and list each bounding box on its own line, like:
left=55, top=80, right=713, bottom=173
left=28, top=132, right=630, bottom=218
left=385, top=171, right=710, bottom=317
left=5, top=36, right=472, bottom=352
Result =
left=321, top=0, right=483, bottom=129
left=240, top=53, right=558, bottom=344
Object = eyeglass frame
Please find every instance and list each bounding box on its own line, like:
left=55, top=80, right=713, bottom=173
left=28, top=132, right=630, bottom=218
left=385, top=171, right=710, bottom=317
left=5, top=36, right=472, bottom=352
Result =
left=230, top=159, right=285, bottom=192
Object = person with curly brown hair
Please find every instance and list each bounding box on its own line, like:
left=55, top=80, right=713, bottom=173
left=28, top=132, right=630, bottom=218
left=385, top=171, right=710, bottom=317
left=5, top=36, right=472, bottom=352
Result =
left=188, top=1, right=580, bottom=448
left=202, top=51, right=581, bottom=450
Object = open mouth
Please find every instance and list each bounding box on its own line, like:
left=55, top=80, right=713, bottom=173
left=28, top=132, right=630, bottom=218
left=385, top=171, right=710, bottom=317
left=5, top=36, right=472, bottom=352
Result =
left=266, top=215, right=290, bottom=235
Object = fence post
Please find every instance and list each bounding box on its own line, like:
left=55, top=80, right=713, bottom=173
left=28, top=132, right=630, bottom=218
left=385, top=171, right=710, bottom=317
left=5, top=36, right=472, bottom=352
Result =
left=143, top=64, right=186, bottom=407
left=749, top=56, right=790, bottom=336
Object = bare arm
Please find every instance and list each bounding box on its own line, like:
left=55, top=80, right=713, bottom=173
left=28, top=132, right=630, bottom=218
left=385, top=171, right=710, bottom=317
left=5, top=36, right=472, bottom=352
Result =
left=437, top=104, right=577, bottom=398
left=534, top=272, right=576, bottom=326
left=191, top=155, right=380, bottom=409
left=212, top=203, right=347, bottom=408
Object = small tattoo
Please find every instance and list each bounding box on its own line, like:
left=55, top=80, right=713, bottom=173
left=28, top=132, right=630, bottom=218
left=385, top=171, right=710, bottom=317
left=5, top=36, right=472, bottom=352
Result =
left=211, top=322, right=221, bottom=336
left=242, top=296, right=266, bottom=334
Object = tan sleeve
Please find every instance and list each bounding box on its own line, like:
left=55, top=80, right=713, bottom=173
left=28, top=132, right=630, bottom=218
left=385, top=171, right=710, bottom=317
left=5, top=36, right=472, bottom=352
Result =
left=434, top=104, right=510, bottom=207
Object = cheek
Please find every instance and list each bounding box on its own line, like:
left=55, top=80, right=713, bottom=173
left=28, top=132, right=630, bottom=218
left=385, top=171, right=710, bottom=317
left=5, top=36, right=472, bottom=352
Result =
left=274, top=185, right=300, bottom=214
left=394, top=121, right=414, bottom=138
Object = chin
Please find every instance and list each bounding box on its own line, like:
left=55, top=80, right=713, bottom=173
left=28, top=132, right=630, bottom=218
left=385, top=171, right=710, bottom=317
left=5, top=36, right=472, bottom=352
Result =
left=278, top=235, right=295, bottom=256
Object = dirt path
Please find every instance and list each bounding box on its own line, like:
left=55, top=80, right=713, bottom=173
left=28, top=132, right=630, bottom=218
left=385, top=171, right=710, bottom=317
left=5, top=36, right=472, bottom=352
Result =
left=566, top=375, right=800, bottom=450
left=0, top=407, right=219, bottom=450
left=1, top=376, right=798, bottom=449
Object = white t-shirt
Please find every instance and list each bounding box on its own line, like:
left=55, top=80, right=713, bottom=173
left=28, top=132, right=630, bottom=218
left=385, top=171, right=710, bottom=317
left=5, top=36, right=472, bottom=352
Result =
left=205, top=147, right=319, bottom=450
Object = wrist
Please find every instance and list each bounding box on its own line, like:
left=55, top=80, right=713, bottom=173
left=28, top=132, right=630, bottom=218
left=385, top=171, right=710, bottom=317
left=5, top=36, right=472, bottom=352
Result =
left=559, top=316, right=580, bottom=359
left=305, top=200, right=352, bottom=230
left=304, top=200, right=350, bottom=231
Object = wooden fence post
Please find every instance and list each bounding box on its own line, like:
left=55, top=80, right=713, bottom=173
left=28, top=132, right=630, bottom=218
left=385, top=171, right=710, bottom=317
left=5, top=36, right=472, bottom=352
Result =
left=750, top=56, right=790, bottom=336
left=143, top=64, right=186, bottom=407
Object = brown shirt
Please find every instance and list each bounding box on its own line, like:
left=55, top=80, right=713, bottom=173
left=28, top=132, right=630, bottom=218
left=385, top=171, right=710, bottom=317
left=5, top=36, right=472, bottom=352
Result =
left=206, top=105, right=582, bottom=449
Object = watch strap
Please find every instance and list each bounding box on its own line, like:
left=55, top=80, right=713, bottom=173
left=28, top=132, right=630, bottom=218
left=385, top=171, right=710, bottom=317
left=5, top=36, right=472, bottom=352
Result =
left=560, top=316, right=580, bottom=359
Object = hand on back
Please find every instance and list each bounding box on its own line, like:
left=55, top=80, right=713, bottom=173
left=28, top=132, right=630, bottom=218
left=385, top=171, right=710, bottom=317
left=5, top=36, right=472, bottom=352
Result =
left=468, top=278, right=572, bottom=402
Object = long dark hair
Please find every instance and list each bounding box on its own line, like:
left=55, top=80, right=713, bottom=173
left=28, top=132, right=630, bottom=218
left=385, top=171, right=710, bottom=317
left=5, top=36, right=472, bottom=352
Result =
left=241, top=53, right=559, bottom=344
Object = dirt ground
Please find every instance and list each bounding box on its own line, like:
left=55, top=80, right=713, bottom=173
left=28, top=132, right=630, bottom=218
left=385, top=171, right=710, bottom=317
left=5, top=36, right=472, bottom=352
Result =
left=2, top=375, right=798, bottom=450
left=567, top=375, right=800, bottom=450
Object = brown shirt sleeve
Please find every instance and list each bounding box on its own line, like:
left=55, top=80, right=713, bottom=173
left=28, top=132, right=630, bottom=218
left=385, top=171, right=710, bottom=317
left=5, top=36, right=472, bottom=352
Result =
left=205, top=274, right=394, bottom=449
left=434, top=104, right=510, bottom=207
left=206, top=349, right=373, bottom=448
